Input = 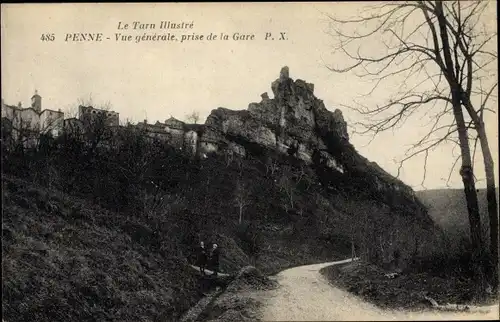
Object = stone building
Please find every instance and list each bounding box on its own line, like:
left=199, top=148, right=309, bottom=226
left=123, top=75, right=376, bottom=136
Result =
left=31, top=90, right=42, bottom=112
left=136, top=120, right=172, bottom=142
left=163, top=117, right=186, bottom=147
left=40, top=109, right=64, bottom=137
left=78, top=105, right=120, bottom=127
left=134, top=116, right=214, bottom=157
left=136, top=117, right=203, bottom=152
left=1, top=91, right=64, bottom=145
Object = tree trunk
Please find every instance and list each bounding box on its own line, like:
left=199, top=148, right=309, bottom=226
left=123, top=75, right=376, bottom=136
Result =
left=238, top=205, right=243, bottom=224
left=452, top=105, right=487, bottom=295
left=435, top=1, right=483, bottom=258
left=452, top=100, right=483, bottom=253
left=477, top=123, right=499, bottom=289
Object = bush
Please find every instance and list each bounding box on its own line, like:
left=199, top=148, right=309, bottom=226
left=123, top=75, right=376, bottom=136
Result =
left=1, top=177, right=201, bottom=322
left=235, top=223, right=262, bottom=265
left=405, top=233, right=494, bottom=279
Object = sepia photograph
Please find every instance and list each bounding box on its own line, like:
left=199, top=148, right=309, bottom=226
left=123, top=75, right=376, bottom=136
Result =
left=1, top=2, right=498, bottom=321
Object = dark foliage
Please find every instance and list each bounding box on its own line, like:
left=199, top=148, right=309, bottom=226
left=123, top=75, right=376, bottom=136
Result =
left=2, top=121, right=443, bottom=321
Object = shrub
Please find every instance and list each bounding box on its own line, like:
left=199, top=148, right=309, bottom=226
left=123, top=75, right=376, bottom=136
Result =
left=235, top=223, right=262, bottom=265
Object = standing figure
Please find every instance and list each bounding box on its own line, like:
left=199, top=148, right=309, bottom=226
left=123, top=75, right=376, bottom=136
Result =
left=209, top=243, right=220, bottom=277
left=197, top=241, right=207, bottom=275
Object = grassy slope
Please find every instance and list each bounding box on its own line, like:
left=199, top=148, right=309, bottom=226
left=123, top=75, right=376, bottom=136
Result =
left=3, top=169, right=319, bottom=321
left=416, top=188, right=499, bottom=251
left=319, top=188, right=500, bottom=310
left=2, top=129, right=442, bottom=320
left=2, top=176, right=204, bottom=322
left=1, top=171, right=349, bottom=322
left=320, top=260, right=493, bottom=311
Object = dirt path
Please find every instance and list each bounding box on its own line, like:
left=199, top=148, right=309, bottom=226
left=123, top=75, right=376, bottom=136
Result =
left=189, top=265, right=230, bottom=277
left=259, top=259, right=499, bottom=321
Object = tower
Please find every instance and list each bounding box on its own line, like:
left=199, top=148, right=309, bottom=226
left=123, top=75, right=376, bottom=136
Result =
left=31, top=90, right=41, bottom=112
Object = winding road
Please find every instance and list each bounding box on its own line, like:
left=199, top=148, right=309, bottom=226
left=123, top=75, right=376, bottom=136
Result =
left=259, top=259, right=499, bottom=321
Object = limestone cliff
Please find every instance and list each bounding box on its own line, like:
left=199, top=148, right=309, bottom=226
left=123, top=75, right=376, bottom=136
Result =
left=196, top=67, right=427, bottom=220
left=202, top=67, right=347, bottom=162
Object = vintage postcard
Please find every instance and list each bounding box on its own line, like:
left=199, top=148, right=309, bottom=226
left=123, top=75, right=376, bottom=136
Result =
left=1, top=2, right=498, bottom=321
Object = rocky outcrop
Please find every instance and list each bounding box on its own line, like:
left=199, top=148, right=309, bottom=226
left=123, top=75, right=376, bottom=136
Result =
left=197, top=67, right=426, bottom=219
left=202, top=67, right=348, bottom=165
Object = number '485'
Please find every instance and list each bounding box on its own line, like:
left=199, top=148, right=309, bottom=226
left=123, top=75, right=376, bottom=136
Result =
left=41, top=34, right=55, bottom=41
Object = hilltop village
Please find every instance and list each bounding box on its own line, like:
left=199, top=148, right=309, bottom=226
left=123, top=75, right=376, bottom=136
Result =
left=1, top=67, right=418, bottom=203
left=1, top=91, right=210, bottom=155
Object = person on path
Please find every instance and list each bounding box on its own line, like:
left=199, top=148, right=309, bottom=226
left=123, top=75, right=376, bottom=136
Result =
left=196, top=241, right=207, bottom=275
left=209, top=243, right=220, bottom=277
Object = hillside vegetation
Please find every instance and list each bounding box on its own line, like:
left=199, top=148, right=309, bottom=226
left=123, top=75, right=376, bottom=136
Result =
left=417, top=188, right=499, bottom=253
left=2, top=175, right=201, bottom=321
left=319, top=189, right=500, bottom=310
left=2, top=68, right=448, bottom=320
left=1, top=118, right=445, bottom=321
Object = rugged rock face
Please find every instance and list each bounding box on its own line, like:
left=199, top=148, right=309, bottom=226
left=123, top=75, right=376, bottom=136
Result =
left=198, top=67, right=426, bottom=220
left=203, top=67, right=348, bottom=163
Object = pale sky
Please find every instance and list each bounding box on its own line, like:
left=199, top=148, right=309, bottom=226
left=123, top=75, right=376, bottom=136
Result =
left=1, top=3, right=498, bottom=191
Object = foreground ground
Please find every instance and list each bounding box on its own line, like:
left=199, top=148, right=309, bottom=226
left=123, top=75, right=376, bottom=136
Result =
left=1, top=175, right=348, bottom=321
left=321, top=261, right=496, bottom=310
left=321, top=259, right=499, bottom=311
left=256, top=259, right=499, bottom=321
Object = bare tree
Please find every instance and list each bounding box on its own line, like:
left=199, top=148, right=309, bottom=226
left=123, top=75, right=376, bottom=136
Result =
left=77, top=93, right=95, bottom=108
left=278, top=165, right=296, bottom=210
left=261, top=155, right=280, bottom=176
left=325, top=1, right=497, bottom=287
left=63, top=104, right=80, bottom=119
left=8, top=112, right=41, bottom=151
left=77, top=93, right=113, bottom=110
left=234, top=179, right=251, bottom=224
left=185, top=111, right=200, bottom=124
left=3, top=104, right=64, bottom=151
left=39, top=112, right=64, bottom=138
left=120, top=117, right=134, bottom=127
left=295, top=164, right=315, bottom=191
left=73, top=96, right=117, bottom=157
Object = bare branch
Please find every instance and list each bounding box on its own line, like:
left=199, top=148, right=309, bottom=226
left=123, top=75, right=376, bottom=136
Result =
left=421, top=149, right=429, bottom=188
left=446, top=153, right=462, bottom=187
left=325, top=0, right=496, bottom=190
left=478, top=82, right=498, bottom=121
left=185, top=111, right=201, bottom=124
